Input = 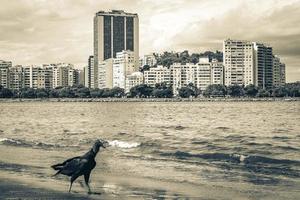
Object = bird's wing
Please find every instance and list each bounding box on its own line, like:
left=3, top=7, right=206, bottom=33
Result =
left=51, top=156, right=81, bottom=170
left=57, top=157, right=89, bottom=176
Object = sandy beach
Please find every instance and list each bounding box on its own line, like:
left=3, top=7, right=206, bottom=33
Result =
left=0, top=179, right=93, bottom=200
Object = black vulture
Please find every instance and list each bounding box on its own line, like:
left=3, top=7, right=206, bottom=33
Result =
left=51, top=139, right=109, bottom=193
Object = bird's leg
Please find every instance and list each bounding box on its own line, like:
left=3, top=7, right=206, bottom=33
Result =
left=68, top=181, right=73, bottom=193
left=84, top=172, right=91, bottom=194
left=69, top=175, right=78, bottom=193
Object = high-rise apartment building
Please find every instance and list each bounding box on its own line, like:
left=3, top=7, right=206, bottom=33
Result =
left=280, top=63, right=286, bottom=85
left=196, top=61, right=212, bottom=91
left=0, top=60, right=12, bottom=88
left=9, top=65, right=24, bottom=90
left=223, top=39, right=276, bottom=89
left=98, top=58, right=113, bottom=89
left=273, top=56, right=281, bottom=87
left=253, top=42, right=273, bottom=89
left=211, top=59, right=224, bottom=85
left=94, top=10, right=139, bottom=88
left=223, top=39, right=255, bottom=87
left=86, top=56, right=94, bottom=88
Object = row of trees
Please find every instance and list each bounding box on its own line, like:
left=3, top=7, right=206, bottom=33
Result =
left=202, top=83, right=300, bottom=97
left=0, top=82, right=299, bottom=98
left=153, top=50, right=223, bottom=67
left=0, top=83, right=173, bottom=99
left=0, top=85, right=125, bottom=99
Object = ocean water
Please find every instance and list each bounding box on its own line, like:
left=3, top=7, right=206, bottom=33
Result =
left=0, top=101, right=299, bottom=199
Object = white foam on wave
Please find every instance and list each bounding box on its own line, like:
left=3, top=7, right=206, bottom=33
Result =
left=0, top=138, right=21, bottom=144
left=108, top=140, right=140, bottom=149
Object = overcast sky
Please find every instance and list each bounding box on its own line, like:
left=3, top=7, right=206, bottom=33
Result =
left=0, top=0, right=299, bottom=82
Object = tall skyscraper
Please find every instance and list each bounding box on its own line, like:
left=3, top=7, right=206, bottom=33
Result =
left=253, top=43, right=273, bottom=89
left=94, top=10, right=139, bottom=88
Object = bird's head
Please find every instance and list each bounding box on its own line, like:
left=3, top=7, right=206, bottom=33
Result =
left=92, top=139, right=109, bottom=154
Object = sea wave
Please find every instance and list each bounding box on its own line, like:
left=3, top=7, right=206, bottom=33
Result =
left=108, top=140, right=140, bottom=149
left=159, top=151, right=300, bottom=165
left=0, top=137, right=71, bottom=149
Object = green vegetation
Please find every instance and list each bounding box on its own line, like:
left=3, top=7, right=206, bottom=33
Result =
left=0, top=82, right=299, bottom=99
left=202, top=83, right=300, bottom=98
left=129, top=82, right=173, bottom=98
left=153, top=50, right=223, bottom=67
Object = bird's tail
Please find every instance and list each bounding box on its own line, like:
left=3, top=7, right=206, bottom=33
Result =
left=51, top=163, right=63, bottom=170
left=52, top=170, right=62, bottom=177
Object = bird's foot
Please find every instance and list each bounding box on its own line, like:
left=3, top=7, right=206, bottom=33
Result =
left=88, top=191, right=102, bottom=195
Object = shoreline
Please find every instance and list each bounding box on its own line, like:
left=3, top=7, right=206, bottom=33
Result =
left=0, top=179, right=93, bottom=200
left=0, top=97, right=299, bottom=103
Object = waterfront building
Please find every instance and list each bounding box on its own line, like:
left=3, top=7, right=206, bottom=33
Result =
left=94, top=10, right=139, bottom=88
left=9, top=65, right=24, bottom=90
left=40, top=65, right=53, bottom=89
left=253, top=42, right=273, bottom=89
left=211, top=59, right=224, bottom=85
left=51, top=63, right=74, bottom=88
left=125, top=72, right=143, bottom=93
left=68, top=69, right=76, bottom=87
left=273, top=55, right=286, bottom=87
left=85, top=56, right=94, bottom=88
left=0, top=60, right=12, bottom=88
left=273, top=55, right=281, bottom=87
left=144, top=65, right=171, bottom=87
left=171, top=63, right=197, bottom=93
left=113, top=50, right=135, bottom=89
left=223, top=39, right=255, bottom=87
left=195, top=60, right=211, bottom=91
left=98, top=58, right=113, bottom=89
left=22, top=65, right=49, bottom=89
left=280, top=63, right=286, bottom=85
left=77, top=69, right=85, bottom=86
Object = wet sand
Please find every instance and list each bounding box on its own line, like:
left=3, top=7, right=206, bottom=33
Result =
left=0, top=179, right=93, bottom=200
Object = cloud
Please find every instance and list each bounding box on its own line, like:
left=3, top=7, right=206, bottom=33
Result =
left=0, top=0, right=299, bottom=82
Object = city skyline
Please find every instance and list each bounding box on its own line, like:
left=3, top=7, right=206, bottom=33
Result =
left=0, top=0, right=299, bottom=82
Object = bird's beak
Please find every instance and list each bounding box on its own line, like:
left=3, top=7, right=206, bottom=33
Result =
left=103, top=142, right=109, bottom=148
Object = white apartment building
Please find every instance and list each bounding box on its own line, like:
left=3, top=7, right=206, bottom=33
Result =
left=211, top=59, right=224, bottom=85
left=273, top=56, right=281, bottom=87
left=68, top=69, right=76, bottom=87
left=113, top=50, right=136, bottom=89
left=223, top=39, right=255, bottom=87
left=144, top=65, right=171, bottom=87
left=195, top=61, right=211, bottom=91
left=53, top=63, right=73, bottom=88
left=23, top=65, right=52, bottom=89
left=98, top=58, right=113, bottom=89
left=171, top=63, right=197, bottom=93
left=273, top=55, right=286, bottom=86
left=125, top=72, right=143, bottom=93
left=9, top=65, right=23, bottom=90
left=280, top=63, right=286, bottom=85
left=0, top=60, right=12, bottom=88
